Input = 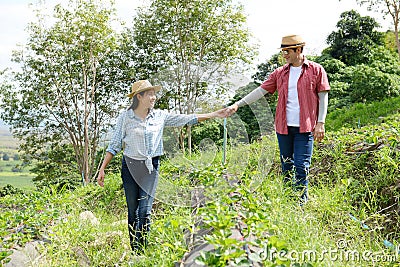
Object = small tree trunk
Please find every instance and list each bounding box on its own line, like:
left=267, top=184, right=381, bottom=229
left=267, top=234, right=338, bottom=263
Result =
left=187, top=125, right=192, bottom=155
left=179, top=128, right=185, bottom=154
left=395, top=25, right=400, bottom=60
left=83, top=129, right=89, bottom=184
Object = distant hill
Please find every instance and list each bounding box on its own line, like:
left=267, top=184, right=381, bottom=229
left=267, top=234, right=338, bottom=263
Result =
left=0, top=126, right=11, bottom=137
left=0, top=120, right=19, bottom=151
left=0, top=119, right=11, bottom=135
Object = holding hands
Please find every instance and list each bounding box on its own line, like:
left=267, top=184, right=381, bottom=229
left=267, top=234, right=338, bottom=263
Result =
left=225, top=104, right=238, bottom=117
left=197, top=106, right=236, bottom=121
left=212, top=104, right=238, bottom=118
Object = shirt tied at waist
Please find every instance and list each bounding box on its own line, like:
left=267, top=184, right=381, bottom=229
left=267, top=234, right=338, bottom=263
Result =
left=145, top=156, right=153, bottom=174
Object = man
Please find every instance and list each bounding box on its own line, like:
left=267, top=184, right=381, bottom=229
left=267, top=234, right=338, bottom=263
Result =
left=227, top=34, right=330, bottom=204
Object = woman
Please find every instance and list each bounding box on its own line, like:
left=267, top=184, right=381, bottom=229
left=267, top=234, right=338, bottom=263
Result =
left=97, top=80, right=226, bottom=253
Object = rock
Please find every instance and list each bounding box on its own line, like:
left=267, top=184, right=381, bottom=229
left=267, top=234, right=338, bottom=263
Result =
left=176, top=243, right=215, bottom=267
left=79, top=210, right=99, bottom=226
left=111, top=219, right=126, bottom=226
left=4, top=241, right=42, bottom=267
left=72, top=246, right=91, bottom=267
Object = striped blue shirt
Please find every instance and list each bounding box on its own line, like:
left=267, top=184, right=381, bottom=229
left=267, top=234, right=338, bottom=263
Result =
left=107, top=109, right=198, bottom=172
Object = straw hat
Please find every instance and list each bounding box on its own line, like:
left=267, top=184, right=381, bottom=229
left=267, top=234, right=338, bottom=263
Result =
left=279, top=35, right=306, bottom=49
left=126, top=80, right=161, bottom=98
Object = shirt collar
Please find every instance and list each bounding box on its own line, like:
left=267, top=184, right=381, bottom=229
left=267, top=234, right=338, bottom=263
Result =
left=127, top=108, right=155, bottom=120
left=302, top=56, right=310, bottom=67
left=283, top=56, right=309, bottom=72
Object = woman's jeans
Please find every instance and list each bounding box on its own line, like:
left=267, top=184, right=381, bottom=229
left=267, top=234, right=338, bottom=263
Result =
left=276, top=127, right=313, bottom=203
left=121, top=155, right=160, bottom=252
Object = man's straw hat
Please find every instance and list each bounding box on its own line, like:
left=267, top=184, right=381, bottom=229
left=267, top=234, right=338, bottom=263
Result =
left=127, top=80, right=161, bottom=98
left=279, top=34, right=306, bottom=49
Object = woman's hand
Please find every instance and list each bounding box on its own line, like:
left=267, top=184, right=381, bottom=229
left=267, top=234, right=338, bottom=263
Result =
left=97, top=169, right=105, bottom=187
left=212, top=108, right=230, bottom=118
left=97, top=152, right=114, bottom=187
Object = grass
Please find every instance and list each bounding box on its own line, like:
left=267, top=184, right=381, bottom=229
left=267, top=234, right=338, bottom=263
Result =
left=0, top=160, right=35, bottom=189
left=0, top=173, right=35, bottom=188
left=2, top=130, right=399, bottom=266
left=1, top=98, right=400, bottom=266
left=326, top=96, right=400, bottom=131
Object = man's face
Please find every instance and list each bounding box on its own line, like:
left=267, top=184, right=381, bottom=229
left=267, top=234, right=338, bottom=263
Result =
left=281, top=47, right=300, bottom=64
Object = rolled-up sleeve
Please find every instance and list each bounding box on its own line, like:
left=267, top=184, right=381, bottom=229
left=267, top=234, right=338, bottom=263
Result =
left=317, top=67, right=330, bottom=92
left=164, top=112, right=198, bottom=127
left=106, top=112, right=125, bottom=155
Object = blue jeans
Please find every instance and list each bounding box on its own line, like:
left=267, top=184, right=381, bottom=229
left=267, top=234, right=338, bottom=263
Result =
left=276, top=127, right=313, bottom=203
left=121, top=155, right=160, bottom=252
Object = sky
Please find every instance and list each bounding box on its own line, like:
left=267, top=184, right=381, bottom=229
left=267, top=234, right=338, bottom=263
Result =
left=0, top=0, right=394, bottom=73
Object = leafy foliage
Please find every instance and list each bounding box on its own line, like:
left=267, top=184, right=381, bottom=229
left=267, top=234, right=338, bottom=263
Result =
left=0, top=184, right=23, bottom=197
left=326, top=10, right=384, bottom=65
left=326, top=97, right=400, bottom=131
left=251, top=53, right=285, bottom=84
left=125, top=0, right=256, bottom=151
left=1, top=105, right=400, bottom=265
left=30, top=144, right=82, bottom=191
left=352, top=0, right=400, bottom=59
left=348, top=64, right=400, bottom=102
left=229, top=82, right=276, bottom=142
left=312, top=10, right=399, bottom=108
left=314, top=113, right=400, bottom=237
left=0, top=0, right=131, bottom=184
left=1, top=5, right=400, bottom=266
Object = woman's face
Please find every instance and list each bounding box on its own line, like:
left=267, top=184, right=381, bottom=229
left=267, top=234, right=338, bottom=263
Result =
left=139, top=89, right=157, bottom=109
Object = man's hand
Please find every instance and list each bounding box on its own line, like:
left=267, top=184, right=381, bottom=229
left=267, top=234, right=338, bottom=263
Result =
left=225, top=103, right=239, bottom=117
left=313, top=122, right=325, bottom=142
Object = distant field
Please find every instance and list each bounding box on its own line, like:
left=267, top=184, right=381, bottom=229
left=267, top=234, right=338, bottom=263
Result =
left=0, top=135, right=19, bottom=149
left=0, top=172, right=35, bottom=189
left=0, top=159, right=35, bottom=189
left=0, top=126, right=19, bottom=156
left=0, top=126, right=34, bottom=189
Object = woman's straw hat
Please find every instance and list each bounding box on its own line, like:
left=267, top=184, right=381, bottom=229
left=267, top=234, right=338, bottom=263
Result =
left=127, top=80, right=161, bottom=98
left=279, top=34, right=306, bottom=49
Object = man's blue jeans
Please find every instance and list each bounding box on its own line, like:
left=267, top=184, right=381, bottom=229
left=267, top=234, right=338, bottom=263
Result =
left=121, top=155, right=160, bottom=252
left=276, top=127, right=313, bottom=203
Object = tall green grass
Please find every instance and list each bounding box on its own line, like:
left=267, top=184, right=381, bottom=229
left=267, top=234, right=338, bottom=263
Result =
left=1, top=98, right=399, bottom=266
left=326, top=96, right=400, bottom=131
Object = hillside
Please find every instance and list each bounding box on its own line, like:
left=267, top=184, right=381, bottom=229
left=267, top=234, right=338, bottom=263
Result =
left=0, top=122, right=19, bottom=152
left=0, top=98, right=399, bottom=266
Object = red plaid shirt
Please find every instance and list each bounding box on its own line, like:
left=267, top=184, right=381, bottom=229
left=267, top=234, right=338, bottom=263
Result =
left=261, top=57, right=330, bottom=134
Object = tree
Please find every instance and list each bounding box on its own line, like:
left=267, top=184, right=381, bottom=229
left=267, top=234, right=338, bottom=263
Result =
left=351, top=0, right=400, bottom=59
left=383, top=30, right=398, bottom=54
left=252, top=53, right=285, bottom=85
left=0, top=0, right=131, bottom=185
left=125, top=0, right=256, bottom=152
left=326, top=10, right=384, bottom=65
left=31, top=144, right=82, bottom=190
left=228, top=82, right=275, bottom=142
left=315, top=46, right=400, bottom=109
